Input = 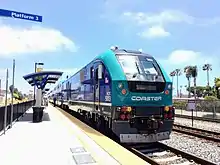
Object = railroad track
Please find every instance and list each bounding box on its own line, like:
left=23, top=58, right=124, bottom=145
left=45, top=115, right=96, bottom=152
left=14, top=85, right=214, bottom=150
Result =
left=175, top=114, right=220, bottom=123
left=173, top=123, right=220, bottom=143
left=54, top=103, right=217, bottom=165
left=125, top=142, right=217, bottom=165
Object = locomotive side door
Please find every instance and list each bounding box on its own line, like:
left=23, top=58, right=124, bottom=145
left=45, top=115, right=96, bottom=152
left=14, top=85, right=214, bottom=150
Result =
left=93, top=62, right=103, bottom=113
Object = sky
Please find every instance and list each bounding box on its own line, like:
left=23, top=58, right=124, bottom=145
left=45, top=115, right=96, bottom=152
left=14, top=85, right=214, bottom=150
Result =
left=0, top=0, right=220, bottom=95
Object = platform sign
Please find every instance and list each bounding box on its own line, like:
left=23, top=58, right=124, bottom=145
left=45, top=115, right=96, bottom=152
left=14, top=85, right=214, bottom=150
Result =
left=36, top=66, right=43, bottom=83
left=187, top=99, right=196, bottom=110
left=0, top=9, right=42, bottom=22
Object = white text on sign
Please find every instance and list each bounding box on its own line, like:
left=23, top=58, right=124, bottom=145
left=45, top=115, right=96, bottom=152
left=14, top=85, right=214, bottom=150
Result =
left=11, top=12, right=39, bottom=21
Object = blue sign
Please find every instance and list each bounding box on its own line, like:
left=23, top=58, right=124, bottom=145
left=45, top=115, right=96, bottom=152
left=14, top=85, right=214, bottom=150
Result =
left=0, top=9, right=42, bottom=22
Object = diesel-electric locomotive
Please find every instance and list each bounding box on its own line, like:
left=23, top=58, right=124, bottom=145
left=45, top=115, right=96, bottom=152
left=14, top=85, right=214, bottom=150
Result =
left=49, top=46, right=174, bottom=143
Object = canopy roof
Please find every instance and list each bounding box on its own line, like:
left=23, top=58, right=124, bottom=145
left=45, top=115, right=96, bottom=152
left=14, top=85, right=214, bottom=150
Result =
left=23, top=71, right=63, bottom=89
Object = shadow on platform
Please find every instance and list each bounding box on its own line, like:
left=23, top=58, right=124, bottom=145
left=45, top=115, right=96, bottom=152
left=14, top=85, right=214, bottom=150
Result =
left=18, top=112, right=51, bottom=122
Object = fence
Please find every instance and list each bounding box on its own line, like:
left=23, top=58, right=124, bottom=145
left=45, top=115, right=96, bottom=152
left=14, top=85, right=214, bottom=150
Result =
left=0, top=100, right=35, bottom=133
left=173, top=98, right=220, bottom=120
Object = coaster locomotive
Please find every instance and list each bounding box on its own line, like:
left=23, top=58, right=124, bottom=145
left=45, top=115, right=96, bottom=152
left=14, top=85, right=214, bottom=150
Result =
left=48, top=46, right=174, bottom=143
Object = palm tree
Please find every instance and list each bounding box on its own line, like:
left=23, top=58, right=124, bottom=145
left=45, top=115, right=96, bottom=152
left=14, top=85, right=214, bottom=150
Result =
left=175, top=69, right=181, bottom=97
left=202, top=63, right=212, bottom=86
left=169, top=71, right=176, bottom=82
left=184, top=66, right=193, bottom=98
left=170, top=70, right=176, bottom=97
left=191, top=66, right=198, bottom=99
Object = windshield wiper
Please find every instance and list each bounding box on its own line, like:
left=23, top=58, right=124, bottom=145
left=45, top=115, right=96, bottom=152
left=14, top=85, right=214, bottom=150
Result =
left=135, top=62, right=141, bottom=73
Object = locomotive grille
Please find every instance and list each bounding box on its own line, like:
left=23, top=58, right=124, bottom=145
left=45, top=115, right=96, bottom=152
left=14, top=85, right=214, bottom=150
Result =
left=127, top=81, right=165, bottom=93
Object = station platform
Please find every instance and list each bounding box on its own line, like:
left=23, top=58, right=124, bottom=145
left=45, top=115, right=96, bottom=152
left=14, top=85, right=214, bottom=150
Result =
left=0, top=104, right=149, bottom=165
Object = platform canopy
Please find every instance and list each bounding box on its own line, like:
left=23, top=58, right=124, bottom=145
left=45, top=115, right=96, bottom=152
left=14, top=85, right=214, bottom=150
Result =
left=23, top=71, right=63, bottom=90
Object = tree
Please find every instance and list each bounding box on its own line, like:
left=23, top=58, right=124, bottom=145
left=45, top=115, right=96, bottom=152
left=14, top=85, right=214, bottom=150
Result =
left=184, top=66, right=193, bottom=98
left=9, top=85, right=14, bottom=93
left=169, top=71, right=176, bottom=82
left=202, top=63, right=212, bottom=87
left=204, top=95, right=218, bottom=117
left=14, top=88, right=18, bottom=94
left=191, top=66, right=198, bottom=98
left=175, top=69, right=181, bottom=97
left=13, top=93, right=19, bottom=99
left=18, top=91, right=23, bottom=100
left=186, top=86, right=209, bottom=97
left=8, top=85, right=23, bottom=100
left=214, top=77, right=220, bottom=99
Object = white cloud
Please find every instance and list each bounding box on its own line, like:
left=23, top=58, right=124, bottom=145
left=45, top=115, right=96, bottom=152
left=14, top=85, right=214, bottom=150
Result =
left=120, top=10, right=194, bottom=39
left=156, top=50, right=216, bottom=93
left=158, top=49, right=216, bottom=73
left=138, top=26, right=170, bottom=38
left=122, top=10, right=194, bottom=26
left=0, top=23, right=78, bottom=57
left=122, top=10, right=220, bottom=27
left=112, top=9, right=220, bottom=39
left=168, top=50, right=200, bottom=65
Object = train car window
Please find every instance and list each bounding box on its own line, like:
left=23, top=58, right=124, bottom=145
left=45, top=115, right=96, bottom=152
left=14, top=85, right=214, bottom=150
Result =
left=90, top=67, right=93, bottom=79
left=95, top=68, right=98, bottom=81
left=101, top=64, right=105, bottom=79
left=69, top=83, right=71, bottom=98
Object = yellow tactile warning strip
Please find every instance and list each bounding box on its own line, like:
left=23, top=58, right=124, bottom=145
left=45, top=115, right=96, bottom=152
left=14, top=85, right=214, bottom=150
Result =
left=56, top=107, right=149, bottom=165
left=54, top=106, right=120, bottom=165
left=53, top=107, right=108, bottom=165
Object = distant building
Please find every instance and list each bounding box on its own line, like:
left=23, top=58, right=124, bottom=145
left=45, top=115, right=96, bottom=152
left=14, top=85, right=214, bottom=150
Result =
left=0, top=89, right=12, bottom=103
left=28, top=90, right=33, bottom=100
left=0, top=89, right=10, bottom=96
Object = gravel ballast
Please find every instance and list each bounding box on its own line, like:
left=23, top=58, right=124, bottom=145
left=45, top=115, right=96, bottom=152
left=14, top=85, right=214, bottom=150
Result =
left=161, top=132, right=220, bottom=164
left=174, top=117, right=220, bottom=133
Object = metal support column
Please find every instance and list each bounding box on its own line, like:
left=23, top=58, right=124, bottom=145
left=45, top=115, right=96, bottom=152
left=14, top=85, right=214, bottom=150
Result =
left=10, top=59, right=15, bottom=128
left=3, top=69, right=9, bottom=134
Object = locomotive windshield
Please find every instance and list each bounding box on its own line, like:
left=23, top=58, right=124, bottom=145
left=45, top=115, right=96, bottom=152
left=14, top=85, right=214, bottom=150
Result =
left=116, top=54, right=164, bottom=82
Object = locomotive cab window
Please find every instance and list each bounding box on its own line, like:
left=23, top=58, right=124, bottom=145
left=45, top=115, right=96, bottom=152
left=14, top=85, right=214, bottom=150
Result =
left=116, top=54, right=164, bottom=82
